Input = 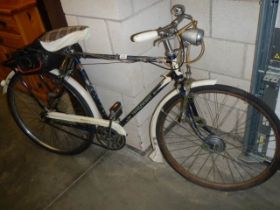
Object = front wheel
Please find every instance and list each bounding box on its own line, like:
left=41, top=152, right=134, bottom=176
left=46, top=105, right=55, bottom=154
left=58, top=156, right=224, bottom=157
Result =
left=156, top=84, right=280, bottom=190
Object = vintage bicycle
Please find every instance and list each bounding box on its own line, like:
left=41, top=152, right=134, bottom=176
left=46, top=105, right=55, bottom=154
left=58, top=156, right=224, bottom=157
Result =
left=2, top=5, right=280, bottom=190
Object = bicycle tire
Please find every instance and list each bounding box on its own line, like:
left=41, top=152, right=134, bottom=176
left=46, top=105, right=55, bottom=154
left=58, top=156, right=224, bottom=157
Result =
left=7, top=72, right=94, bottom=155
left=156, top=84, right=280, bottom=190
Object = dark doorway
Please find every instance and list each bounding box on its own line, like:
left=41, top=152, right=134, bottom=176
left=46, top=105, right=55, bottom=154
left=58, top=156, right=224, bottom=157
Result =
left=37, top=0, right=67, bottom=30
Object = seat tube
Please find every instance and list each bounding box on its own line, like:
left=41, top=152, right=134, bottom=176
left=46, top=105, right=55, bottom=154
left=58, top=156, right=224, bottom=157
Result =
left=74, top=58, right=108, bottom=118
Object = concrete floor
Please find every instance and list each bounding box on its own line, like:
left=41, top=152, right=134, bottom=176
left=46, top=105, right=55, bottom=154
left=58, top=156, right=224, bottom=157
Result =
left=1, top=93, right=280, bottom=210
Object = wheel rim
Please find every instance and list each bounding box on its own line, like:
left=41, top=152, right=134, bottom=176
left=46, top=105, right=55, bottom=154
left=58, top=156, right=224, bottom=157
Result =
left=158, top=87, right=280, bottom=189
left=10, top=74, right=93, bottom=154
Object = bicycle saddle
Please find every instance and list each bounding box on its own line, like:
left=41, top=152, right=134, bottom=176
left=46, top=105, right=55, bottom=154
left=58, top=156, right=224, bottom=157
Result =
left=40, top=25, right=89, bottom=52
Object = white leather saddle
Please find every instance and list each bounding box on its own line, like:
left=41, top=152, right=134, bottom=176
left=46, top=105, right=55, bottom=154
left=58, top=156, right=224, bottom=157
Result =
left=40, top=26, right=89, bottom=52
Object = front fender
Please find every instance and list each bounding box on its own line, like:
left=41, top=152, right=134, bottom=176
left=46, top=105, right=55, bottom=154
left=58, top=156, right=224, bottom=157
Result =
left=191, top=79, right=217, bottom=88
left=149, top=79, right=217, bottom=162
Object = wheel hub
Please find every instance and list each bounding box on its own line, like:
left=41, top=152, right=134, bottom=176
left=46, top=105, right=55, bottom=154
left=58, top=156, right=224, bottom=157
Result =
left=204, top=135, right=226, bottom=153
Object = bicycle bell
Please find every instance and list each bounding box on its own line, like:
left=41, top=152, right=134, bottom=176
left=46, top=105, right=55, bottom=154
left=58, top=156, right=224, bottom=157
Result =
left=171, top=4, right=185, bottom=16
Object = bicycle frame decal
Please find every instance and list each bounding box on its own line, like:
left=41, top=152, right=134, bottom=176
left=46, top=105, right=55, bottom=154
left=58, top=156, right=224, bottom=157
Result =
left=120, top=74, right=173, bottom=126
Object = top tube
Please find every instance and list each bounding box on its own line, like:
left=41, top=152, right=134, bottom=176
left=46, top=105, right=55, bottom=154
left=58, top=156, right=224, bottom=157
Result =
left=74, top=52, right=166, bottom=63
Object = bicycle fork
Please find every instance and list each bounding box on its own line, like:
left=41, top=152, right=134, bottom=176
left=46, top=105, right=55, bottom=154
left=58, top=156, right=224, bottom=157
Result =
left=171, top=81, right=220, bottom=149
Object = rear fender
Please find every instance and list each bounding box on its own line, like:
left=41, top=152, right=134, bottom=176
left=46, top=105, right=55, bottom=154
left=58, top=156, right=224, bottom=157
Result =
left=1, top=71, right=15, bottom=94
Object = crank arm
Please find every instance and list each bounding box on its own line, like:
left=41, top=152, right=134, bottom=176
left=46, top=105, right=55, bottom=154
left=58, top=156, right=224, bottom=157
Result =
left=45, top=111, right=126, bottom=136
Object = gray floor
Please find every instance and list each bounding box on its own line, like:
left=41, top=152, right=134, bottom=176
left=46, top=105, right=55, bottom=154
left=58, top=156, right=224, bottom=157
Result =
left=1, top=93, right=280, bottom=210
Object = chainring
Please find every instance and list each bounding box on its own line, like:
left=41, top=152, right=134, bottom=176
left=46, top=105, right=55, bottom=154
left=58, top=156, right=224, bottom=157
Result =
left=96, top=127, right=126, bottom=150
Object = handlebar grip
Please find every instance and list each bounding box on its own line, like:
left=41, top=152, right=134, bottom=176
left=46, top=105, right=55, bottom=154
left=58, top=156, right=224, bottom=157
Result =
left=131, top=30, right=158, bottom=42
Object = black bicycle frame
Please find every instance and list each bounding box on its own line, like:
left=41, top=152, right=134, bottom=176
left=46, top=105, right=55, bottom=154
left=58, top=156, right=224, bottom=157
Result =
left=74, top=54, right=177, bottom=126
left=120, top=74, right=172, bottom=126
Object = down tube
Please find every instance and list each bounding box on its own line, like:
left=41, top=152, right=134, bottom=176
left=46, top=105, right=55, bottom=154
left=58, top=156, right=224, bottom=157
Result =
left=120, top=76, right=172, bottom=126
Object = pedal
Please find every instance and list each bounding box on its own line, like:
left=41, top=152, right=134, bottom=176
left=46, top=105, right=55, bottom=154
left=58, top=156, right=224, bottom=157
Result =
left=109, top=101, right=123, bottom=120
left=99, top=101, right=124, bottom=150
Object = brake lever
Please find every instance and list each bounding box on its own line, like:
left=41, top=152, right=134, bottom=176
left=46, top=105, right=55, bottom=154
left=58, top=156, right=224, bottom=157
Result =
left=153, top=37, right=162, bottom=46
left=153, top=13, right=193, bottom=46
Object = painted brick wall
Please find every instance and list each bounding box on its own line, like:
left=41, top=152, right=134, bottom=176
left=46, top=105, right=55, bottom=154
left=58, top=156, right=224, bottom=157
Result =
left=60, top=0, right=260, bottom=152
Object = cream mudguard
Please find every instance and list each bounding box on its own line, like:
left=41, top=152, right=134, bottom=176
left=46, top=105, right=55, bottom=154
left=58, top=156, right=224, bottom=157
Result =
left=1, top=70, right=126, bottom=136
left=149, top=79, right=217, bottom=162
left=50, top=70, right=102, bottom=118
left=1, top=70, right=100, bottom=117
left=48, top=70, right=126, bottom=136
left=1, top=71, right=15, bottom=94
left=46, top=112, right=126, bottom=136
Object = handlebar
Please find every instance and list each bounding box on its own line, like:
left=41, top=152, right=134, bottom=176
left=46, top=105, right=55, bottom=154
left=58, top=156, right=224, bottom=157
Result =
left=131, top=4, right=194, bottom=43
left=129, top=4, right=205, bottom=68
left=131, top=30, right=158, bottom=42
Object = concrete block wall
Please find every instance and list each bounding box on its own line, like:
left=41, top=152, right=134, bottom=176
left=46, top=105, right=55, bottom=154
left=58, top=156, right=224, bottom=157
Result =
left=172, top=0, right=260, bottom=91
left=60, top=0, right=172, bottom=151
left=60, top=0, right=260, bottom=152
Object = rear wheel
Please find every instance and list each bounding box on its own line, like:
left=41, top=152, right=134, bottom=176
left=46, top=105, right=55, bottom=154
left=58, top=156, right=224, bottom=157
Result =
left=7, top=72, right=94, bottom=154
left=156, top=85, right=280, bottom=190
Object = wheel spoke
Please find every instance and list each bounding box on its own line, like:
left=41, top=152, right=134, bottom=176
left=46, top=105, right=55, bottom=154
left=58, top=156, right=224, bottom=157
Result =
left=196, top=153, right=211, bottom=176
left=161, top=110, right=202, bottom=140
left=180, top=146, right=201, bottom=166
left=217, top=98, right=239, bottom=129
left=226, top=157, right=236, bottom=183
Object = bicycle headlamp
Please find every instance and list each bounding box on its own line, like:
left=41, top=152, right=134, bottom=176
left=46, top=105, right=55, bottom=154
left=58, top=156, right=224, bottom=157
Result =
left=182, top=28, right=204, bottom=46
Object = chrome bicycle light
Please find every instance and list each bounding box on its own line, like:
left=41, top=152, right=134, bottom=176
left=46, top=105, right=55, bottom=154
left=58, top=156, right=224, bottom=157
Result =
left=182, top=28, right=204, bottom=46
